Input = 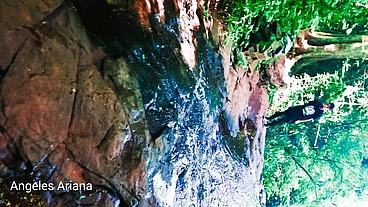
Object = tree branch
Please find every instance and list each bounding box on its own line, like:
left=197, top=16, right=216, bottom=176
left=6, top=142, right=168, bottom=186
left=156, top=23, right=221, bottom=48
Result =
left=284, top=148, right=318, bottom=199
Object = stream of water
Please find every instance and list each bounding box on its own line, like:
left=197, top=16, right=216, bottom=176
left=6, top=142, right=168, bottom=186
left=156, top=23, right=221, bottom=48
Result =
left=70, top=0, right=263, bottom=205
left=140, top=49, right=261, bottom=207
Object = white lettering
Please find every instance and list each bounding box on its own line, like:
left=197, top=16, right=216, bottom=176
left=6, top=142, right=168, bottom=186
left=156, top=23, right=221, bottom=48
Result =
left=48, top=183, right=54, bottom=191
left=32, top=182, right=39, bottom=190
left=25, top=183, right=32, bottom=193
left=86, top=183, right=92, bottom=191
left=57, top=181, right=66, bottom=191
left=57, top=181, right=93, bottom=191
left=10, top=181, right=18, bottom=191
left=9, top=181, right=55, bottom=192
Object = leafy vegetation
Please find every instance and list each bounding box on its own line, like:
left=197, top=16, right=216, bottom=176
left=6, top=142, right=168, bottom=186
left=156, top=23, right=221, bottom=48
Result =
left=224, top=0, right=368, bottom=205
left=225, top=0, right=368, bottom=48
left=264, top=59, right=368, bottom=206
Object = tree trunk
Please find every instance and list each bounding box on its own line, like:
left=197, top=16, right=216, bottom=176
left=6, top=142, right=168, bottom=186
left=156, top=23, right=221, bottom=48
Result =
left=291, top=30, right=368, bottom=73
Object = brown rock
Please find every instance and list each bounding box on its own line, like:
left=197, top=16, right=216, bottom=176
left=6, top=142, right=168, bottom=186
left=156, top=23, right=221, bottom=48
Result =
left=222, top=43, right=269, bottom=193
left=0, top=0, right=62, bottom=68
left=0, top=1, right=148, bottom=206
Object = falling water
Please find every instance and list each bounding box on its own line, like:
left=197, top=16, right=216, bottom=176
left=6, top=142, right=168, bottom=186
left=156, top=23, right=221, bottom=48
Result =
left=69, top=0, right=264, bottom=206
left=143, top=61, right=261, bottom=207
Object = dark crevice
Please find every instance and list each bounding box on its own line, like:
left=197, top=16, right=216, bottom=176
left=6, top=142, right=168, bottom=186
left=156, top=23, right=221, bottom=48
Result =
left=70, top=0, right=153, bottom=58
left=150, top=124, right=169, bottom=143
left=0, top=99, right=8, bottom=119
left=0, top=38, right=28, bottom=83
left=0, top=143, right=23, bottom=172
left=66, top=48, right=81, bottom=133
left=95, top=124, right=114, bottom=150
left=23, top=25, right=42, bottom=41
left=17, top=136, right=34, bottom=174
left=0, top=67, right=8, bottom=82
left=0, top=133, right=34, bottom=174
left=106, top=74, right=120, bottom=93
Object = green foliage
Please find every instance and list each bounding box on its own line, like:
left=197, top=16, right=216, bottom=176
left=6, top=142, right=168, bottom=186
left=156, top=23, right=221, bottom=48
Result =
left=268, top=71, right=346, bottom=123
left=226, top=0, right=368, bottom=48
left=264, top=60, right=368, bottom=206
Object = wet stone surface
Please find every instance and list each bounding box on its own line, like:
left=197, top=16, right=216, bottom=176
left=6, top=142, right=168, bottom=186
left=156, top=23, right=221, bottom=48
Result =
left=0, top=0, right=267, bottom=206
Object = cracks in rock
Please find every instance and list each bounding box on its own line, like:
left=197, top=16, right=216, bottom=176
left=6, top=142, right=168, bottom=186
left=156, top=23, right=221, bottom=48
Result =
left=23, top=25, right=42, bottom=42
left=60, top=47, right=138, bottom=205
left=233, top=77, right=240, bottom=91
left=23, top=2, right=82, bottom=49
left=66, top=87, right=77, bottom=133
left=0, top=99, right=8, bottom=119
left=30, top=150, right=56, bottom=181
left=63, top=146, right=134, bottom=207
left=66, top=47, right=81, bottom=134
left=0, top=114, right=41, bottom=174
left=0, top=134, right=24, bottom=171
left=95, top=124, right=114, bottom=151
left=0, top=39, right=27, bottom=84
left=15, top=136, right=34, bottom=174
left=42, top=1, right=70, bottom=23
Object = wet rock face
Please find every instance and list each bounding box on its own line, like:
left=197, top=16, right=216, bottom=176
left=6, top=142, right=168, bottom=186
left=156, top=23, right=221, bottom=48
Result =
left=1, top=0, right=267, bottom=206
left=0, top=0, right=148, bottom=206
left=0, top=0, right=62, bottom=68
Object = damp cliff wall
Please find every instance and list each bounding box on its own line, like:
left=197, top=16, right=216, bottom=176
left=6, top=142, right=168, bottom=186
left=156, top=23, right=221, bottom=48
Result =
left=0, top=0, right=268, bottom=206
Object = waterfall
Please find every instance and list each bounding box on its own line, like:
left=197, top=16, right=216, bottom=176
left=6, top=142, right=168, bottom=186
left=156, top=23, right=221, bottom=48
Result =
left=144, top=60, right=261, bottom=207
